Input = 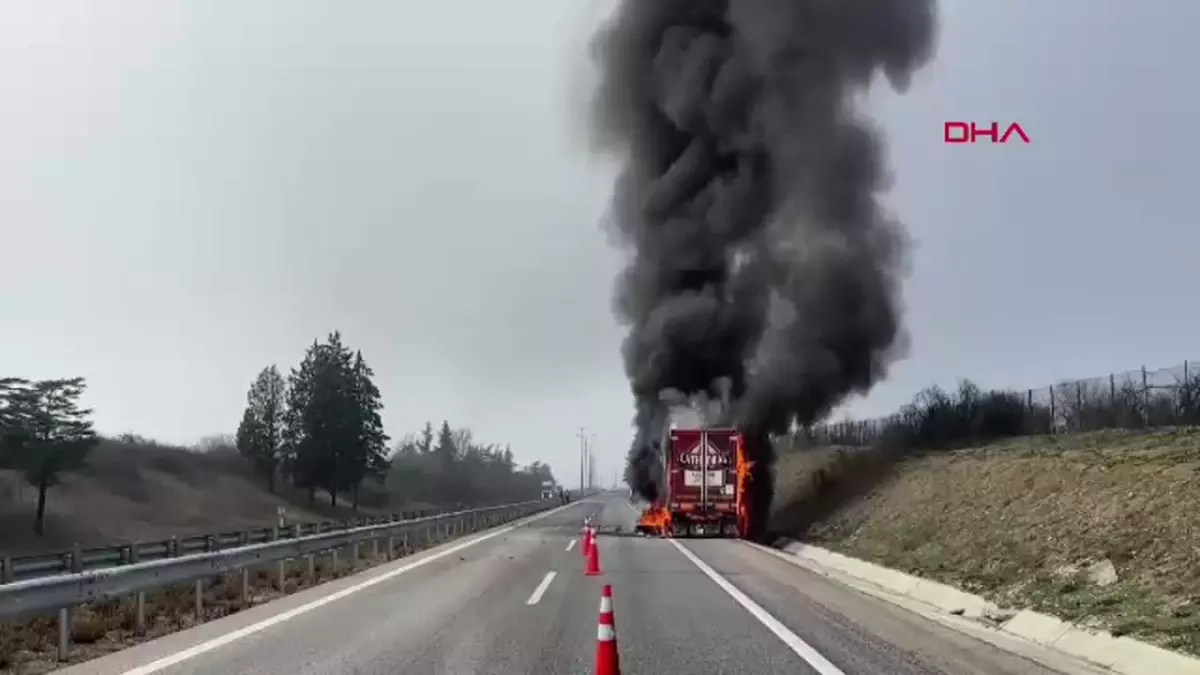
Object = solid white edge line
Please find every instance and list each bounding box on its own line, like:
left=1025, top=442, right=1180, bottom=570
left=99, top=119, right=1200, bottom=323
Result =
left=120, top=501, right=584, bottom=675
left=525, top=571, right=557, bottom=605
left=669, top=539, right=847, bottom=675
left=566, top=539, right=577, bottom=552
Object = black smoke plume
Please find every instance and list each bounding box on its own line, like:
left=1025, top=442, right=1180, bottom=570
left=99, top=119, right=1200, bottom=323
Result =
left=588, top=0, right=938, bottom=539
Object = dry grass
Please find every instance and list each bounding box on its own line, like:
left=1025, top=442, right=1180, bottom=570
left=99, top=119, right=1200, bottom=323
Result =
left=0, top=441, right=394, bottom=557
left=0, top=532, right=444, bottom=674
left=771, top=428, right=1200, bottom=656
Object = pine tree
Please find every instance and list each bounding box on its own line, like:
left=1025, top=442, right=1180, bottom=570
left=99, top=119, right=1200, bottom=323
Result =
left=282, top=332, right=390, bottom=508
left=0, top=378, right=98, bottom=535
left=317, top=331, right=358, bottom=506
left=434, top=421, right=459, bottom=503
left=235, top=365, right=287, bottom=492
left=0, top=377, right=29, bottom=468
left=283, top=340, right=323, bottom=504
left=417, top=422, right=434, bottom=454
left=346, top=350, right=390, bottom=510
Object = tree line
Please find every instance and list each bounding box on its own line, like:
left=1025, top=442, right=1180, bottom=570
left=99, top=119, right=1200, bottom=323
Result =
left=236, top=331, right=556, bottom=509
left=0, top=331, right=556, bottom=536
left=387, top=422, right=556, bottom=508
left=801, top=362, right=1200, bottom=453
left=236, top=331, right=390, bottom=508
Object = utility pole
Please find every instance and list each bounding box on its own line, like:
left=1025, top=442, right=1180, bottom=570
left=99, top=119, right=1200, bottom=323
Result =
left=585, top=433, right=597, bottom=490
left=577, top=426, right=586, bottom=492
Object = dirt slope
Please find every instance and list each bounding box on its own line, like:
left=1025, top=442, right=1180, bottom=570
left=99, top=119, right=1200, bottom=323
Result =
left=770, top=428, right=1200, bottom=655
left=0, top=441, right=384, bottom=557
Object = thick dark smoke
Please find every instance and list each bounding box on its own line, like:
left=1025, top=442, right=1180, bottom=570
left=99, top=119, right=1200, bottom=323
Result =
left=588, top=0, right=938, bottom=539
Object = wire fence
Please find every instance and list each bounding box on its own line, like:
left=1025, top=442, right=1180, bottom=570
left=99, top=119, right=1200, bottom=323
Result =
left=801, top=360, right=1200, bottom=448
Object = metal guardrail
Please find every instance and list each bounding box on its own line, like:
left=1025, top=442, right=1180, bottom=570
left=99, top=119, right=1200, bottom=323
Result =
left=0, top=499, right=558, bottom=660
left=0, top=506, right=464, bottom=584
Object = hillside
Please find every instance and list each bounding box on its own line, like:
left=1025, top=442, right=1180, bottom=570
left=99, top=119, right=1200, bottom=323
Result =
left=770, top=428, right=1200, bottom=656
left=0, top=438, right=393, bottom=557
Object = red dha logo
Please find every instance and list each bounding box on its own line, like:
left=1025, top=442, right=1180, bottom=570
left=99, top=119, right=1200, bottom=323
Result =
left=944, top=121, right=1030, bottom=144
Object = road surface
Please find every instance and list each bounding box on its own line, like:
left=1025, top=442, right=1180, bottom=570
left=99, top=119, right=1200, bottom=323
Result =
left=61, top=492, right=1104, bottom=675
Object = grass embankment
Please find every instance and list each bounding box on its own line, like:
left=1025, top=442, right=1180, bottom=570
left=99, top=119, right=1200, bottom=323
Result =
left=771, top=428, right=1200, bottom=656
left=0, top=440, right=400, bottom=558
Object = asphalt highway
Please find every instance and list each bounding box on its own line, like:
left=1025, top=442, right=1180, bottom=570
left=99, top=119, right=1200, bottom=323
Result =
left=61, top=492, right=1104, bottom=675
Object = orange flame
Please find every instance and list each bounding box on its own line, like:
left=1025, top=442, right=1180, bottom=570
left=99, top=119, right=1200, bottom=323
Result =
left=636, top=504, right=671, bottom=535
left=735, top=434, right=753, bottom=538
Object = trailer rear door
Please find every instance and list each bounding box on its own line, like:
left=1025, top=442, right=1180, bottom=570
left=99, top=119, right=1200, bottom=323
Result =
left=668, top=428, right=737, bottom=510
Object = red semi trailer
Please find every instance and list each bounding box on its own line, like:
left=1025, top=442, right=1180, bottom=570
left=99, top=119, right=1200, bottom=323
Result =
left=636, top=424, right=747, bottom=538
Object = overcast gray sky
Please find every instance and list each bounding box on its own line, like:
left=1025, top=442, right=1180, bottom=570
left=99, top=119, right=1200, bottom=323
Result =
left=2, top=1, right=1195, bottom=487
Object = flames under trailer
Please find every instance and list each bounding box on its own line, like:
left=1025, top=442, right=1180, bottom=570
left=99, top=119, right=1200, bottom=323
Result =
left=636, top=426, right=745, bottom=538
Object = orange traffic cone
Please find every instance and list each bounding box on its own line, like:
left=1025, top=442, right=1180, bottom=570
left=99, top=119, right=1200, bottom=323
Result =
left=585, top=532, right=602, bottom=576
left=595, top=584, right=620, bottom=675
left=581, top=522, right=591, bottom=558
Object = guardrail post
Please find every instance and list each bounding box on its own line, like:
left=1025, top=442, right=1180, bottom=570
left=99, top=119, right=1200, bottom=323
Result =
left=271, top=527, right=286, bottom=591
left=372, top=536, right=380, bottom=559
left=237, top=531, right=250, bottom=602
left=293, top=524, right=313, bottom=582
left=58, top=607, right=70, bottom=660
left=1, top=556, right=12, bottom=584
left=54, top=543, right=84, bottom=660
left=128, top=542, right=146, bottom=634
left=196, top=537, right=213, bottom=618
left=385, top=534, right=394, bottom=561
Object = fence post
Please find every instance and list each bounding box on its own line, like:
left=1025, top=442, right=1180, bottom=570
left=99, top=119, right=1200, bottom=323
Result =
left=1186, top=361, right=1192, bottom=425
left=1049, top=384, right=1056, bottom=434
left=1076, top=382, right=1083, bottom=431
left=1143, top=366, right=1150, bottom=426
left=1024, top=389, right=1033, bottom=434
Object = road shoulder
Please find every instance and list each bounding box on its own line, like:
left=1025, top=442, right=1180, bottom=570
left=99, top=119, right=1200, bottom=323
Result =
left=746, top=540, right=1200, bottom=675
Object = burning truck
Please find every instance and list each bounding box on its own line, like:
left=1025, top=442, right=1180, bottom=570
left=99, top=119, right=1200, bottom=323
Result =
left=634, top=404, right=751, bottom=539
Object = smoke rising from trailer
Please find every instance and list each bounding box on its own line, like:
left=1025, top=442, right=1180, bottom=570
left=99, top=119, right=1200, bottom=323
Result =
left=588, top=0, right=937, bottom=538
